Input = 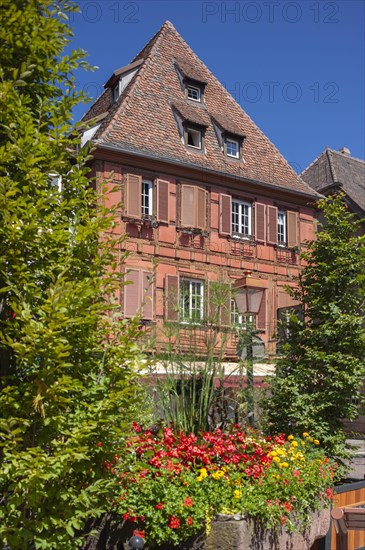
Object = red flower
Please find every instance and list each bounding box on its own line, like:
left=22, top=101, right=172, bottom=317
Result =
left=187, top=517, right=193, bottom=525
left=283, top=502, right=293, bottom=512
left=123, top=512, right=130, bottom=521
left=169, top=516, right=180, bottom=529
left=132, top=421, right=142, bottom=433
left=155, top=502, right=164, bottom=510
left=183, top=497, right=193, bottom=507
left=293, top=469, right=301, bottom=477
left=325, top=487, right=333, bottom=499
left=133, top=529, right=145, bottom=538
left=281, top=516, right=287, bottom=525
left=96, top=442, right=102, bottom=447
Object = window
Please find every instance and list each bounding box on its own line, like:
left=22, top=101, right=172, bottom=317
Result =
left=231, top=299, right=253, bottom=328
left=124, top=174, right=169, bottom=223
left=180, top=278, right=204, bottom=323
left=180, top=185, right=208, bottom=230
left=232, top=200, right=251, bottom=237
left=187, top=85, right=201, bottom=102
left=278, top=210, right=287, bottom=245
left=113, top=84, right=120, bottom=102
left=141, top=179, right=153, bottom=217
left=186, top=127, right=202, bottom=149
left=226, top=138, right=239, bottom=158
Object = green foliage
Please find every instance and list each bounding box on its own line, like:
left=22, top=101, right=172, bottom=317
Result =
left=0, top=1, right=144, bottom=548
left=265, top=194, right=365, bottom=458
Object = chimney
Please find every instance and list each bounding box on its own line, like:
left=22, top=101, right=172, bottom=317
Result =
left=339, top=147, right=351, bottom=155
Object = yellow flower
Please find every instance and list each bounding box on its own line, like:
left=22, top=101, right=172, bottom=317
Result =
left=290, top=441, right=299, bottom=447
left=234, top=490, right=242, bottom=499
left=279, top=462, right=289, bottom=468
left=273, top=456, right=281, bottom=463
left=313, top=439, right=320, bottom=445
left=212, top=470, right=224, bottom=480
left=303, top=432, right=309, bottom=438
left=288, top=435, right=294, bottom=441
left=277, top=449, right=285, bottom=456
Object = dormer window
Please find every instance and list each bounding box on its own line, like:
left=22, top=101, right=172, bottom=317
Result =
left=186, top=126, right=202, bottom=149
left=113, top=84, right=120, bottom=102
left=223, top=134, right=243, bottom=160
left=187, top=84, right=201, bottom=102
left=226, top=138, right=239, bottom=158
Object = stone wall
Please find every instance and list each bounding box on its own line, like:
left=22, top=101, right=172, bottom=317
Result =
left=83, top=506, right=330, bottom=550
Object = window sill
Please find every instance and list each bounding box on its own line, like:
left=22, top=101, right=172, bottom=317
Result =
left=122, top=215, right=159, bottom=228
left=177, top=227, right=209, bottom=237
left=229, top=234, right=256, bottom=244
left=274, top=244, right=299, bottom=252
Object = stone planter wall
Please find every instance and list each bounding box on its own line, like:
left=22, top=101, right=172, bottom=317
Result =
left=83, top=507, right=330, bottom=550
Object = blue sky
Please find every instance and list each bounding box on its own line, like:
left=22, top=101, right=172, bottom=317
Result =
left=69, top=0, right=364, bottom=173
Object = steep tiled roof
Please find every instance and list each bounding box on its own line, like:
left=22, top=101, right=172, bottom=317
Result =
left=82, top=21, right=315, bottom=196
left=171, top=99, right=210, bottom=127
left=301, top=148, right=365, bottom=214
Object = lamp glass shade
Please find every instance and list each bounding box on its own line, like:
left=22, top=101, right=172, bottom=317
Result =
left=235, top=287, right=264, bottom=315
left=247, top=288, right=264, bottom=314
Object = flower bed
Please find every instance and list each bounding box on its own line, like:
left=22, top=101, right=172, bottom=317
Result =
left=107, top=425, right=338, bottom=547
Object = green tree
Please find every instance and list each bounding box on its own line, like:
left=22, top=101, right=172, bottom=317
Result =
left=265, top=194, right=365, bottom=458
left=0, top=1, right=144, bottom=547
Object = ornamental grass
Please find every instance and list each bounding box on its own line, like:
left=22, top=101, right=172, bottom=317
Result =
left=107, top=424, right=339, bottom=546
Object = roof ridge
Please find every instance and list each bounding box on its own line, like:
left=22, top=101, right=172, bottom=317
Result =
left=300, top=148, right=328, bottom=177
left=131, top=20, right=172, bottom=63
left=97, top=22, right=171, bottom=143
left=329, top=148, right=365, bottom=165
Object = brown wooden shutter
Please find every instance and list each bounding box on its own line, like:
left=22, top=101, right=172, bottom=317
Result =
left=255, top=203, right=266, bottom=242
left=278, top=289, right=290, bottom=309
left=125, top=174, right=142, bottom=218
left=257, top=290, right=266, bottom=331
left=165, top=275, right=179, bottom=321
left=124, top=270, right=140, bottom=318
left=219, top=194, right=232, bottom=236
left=180, top=185, right=195, bottom=227
left=141, top=271, right=154, bottom=320
left=196, top=188, right=207, bottom=229
left=287, top=211, right=299, bottom=248
left=267, top=205, right=278, bottom=245
left=156, top=179, right=169, bottom=223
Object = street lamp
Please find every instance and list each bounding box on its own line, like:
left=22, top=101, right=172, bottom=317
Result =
left=234, top=272, right=265, bottom=426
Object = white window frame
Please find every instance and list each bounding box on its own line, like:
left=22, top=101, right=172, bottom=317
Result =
left=278, top=210, right=287, bottom=245
left=141, top=179, right=153, bottom=217
left=187, top=85, right=201, bottom=102
left=113, top=83, right=120, bottom=102
left=231, top=199, right=252, bottom=237
left=180, top=278, right=204, bottom=324
left=226, top=138, right=239, bottom=158
left=186, top=127, right=202, bottom=150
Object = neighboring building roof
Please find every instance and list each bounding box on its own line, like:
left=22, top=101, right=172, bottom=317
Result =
left=82, top=21, right=316, bottom=197
left=301, top=148, right=365, bottom=216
